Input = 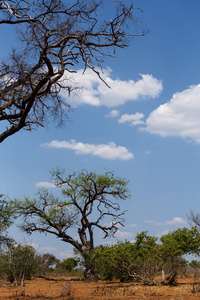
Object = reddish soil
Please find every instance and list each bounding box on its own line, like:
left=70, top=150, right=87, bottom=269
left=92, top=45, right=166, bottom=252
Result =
left=0, top=276, right=200, bottom=299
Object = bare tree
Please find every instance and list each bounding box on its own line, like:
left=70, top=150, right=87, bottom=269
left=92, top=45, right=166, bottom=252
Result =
left=188, top=210, right=200, bottom=228
left=0, top=0, right=146, bottom=143
left=14, top=169, right=130, bottom=254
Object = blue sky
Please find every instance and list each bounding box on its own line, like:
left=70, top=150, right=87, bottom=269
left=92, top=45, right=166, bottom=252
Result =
left=1, top=0, right=200, bottom=259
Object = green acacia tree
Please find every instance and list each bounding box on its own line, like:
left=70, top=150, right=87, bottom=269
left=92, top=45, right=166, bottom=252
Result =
left=92, top=241, right=135, bottom=282
left=88, top=228, right=200, bottom=285
left=127, top=231, right=160, bottom=285
left=159, top=227, right=200, bottom=284
left=14, top=169, right=130, bottom=277
left=92, top=232, right=160, bottom=284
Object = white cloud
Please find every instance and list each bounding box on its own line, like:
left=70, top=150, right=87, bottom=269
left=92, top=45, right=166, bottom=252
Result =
left=27, top=242, right=39, bottom=250
left=36, top=182, right=56, bottom=188
left=100, top=240, right=117, bottom=246
left=144, top=150, right=155, bottom=155
left=126, top=223, right=137, bottom=228
left=41, top=139, right=134, bottom=160
left=156, top=230, right=170, bottom=238
left=39, top=246, right=58, bottom=253
left=145, top=84, right=200, bottom=143
left=28, top=243, right=73, bottom=259
left=104, top=221, right=122, bottom=228
left=165, top=217, right=187, bottom=225
left=58, top=250, right=74, bottom=259
left=27, top=242, right=57, bottom=253
left=118, top=112, right=145, bottom=126
left=115, top=230, right=134, bottom=239
left=145, top=217, right=187, bottom=226
left=105, top=109, right=120, bottom=118
left=145, top=220, right=162, bottom=226
left=61, top=68, right=163, bottom=107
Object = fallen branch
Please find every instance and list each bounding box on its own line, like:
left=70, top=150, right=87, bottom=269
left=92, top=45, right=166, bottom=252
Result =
left=37, top=275, right=81, bottom=282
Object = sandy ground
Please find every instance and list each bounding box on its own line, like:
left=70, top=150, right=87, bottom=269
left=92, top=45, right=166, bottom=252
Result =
left=0, top=277, right=200, bottom=299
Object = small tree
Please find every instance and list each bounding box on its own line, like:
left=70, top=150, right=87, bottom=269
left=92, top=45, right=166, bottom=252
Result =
left=93, top=241, right=135, bottom=282
left=87, top=233, right=160, bottom=284
left=189, top=260, right=200, bottom=280
left=0, top=194, right=14, bottom=246
left=56, top=257, right=78, bottom=274
left=126, top=231, right=160, bottom=285
left=0, top=243, right=37, bottom=286
left=14, top=169, right=130, bottom=277
left=159, top=227, right=200, bottom=284
left=36, top=253, right=59, bottom=276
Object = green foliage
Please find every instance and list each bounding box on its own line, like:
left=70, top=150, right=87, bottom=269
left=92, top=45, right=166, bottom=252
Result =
left=0, top=194, right=14, bottom=245
left=189, top=260, right=200, bottom=269
left=160, top=227, right=200, bottom=258
left=93, top=241, right=135, bottom=282
left=134, top=231, right=159, bottom=260
left=36, top=253, right=59, bottom=276
left=92, top=233, right=160, bottom=284
left=52, top=169, right=131, bottom=206
left=56, top=257, right=78, bottom=273
left=14, top=169, right=130, bottom=269
left=83, top=228, right=200, bottom=285
left=0, top=243, right=37, bottom=286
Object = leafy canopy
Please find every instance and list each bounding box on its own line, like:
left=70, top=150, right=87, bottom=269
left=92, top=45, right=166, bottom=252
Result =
left=14, top=169, right=130, bottom=254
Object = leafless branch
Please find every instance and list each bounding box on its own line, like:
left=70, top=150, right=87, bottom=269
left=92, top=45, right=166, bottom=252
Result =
left=0, top=0, right=147, bottom=142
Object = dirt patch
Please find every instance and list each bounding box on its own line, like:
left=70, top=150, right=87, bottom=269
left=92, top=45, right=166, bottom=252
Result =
left=0, top=277, right=200, bottom=299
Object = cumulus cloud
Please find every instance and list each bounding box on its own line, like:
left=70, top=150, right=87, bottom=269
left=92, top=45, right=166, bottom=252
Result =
left=41, top=139, right=134, bottom=160
left=36, top=182, right=56, bottom=188
left=126, top=223, right=137, bottom=228
left=58, top=250, right=74, bottom=259
left=156, top=230, right=170, bottom=237
left=105, top=109, right=120, bottom=118
left=145, top=217, right=187, bottom=226
left=27, top=242, right=39, bottom=250
left=145, top=84, right=200, bottom=143
left=100, top=240, right=117, bottom=246
left=165, top=217, right=187, bottom=225
left=145, top=220, right=162, bottom=226
left=115, top=230, right=134, bottom=239
left=118, top=112, right=145, bottom=126
left=40, top=246, right=58, bottom=253
left=27, top=242, right=57, bottom=253
left=61, top=68, right=163, bottom=107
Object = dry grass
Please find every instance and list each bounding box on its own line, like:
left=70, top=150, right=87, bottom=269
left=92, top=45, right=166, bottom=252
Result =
left=0, top=276, right=200, bottom=299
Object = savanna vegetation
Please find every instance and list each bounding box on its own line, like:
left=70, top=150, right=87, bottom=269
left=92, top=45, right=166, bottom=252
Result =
left=0, top=170, right=200, bottom=290
left=1, top=1, right=200, bottom=299
left=0, top=172, right=200, bottom=299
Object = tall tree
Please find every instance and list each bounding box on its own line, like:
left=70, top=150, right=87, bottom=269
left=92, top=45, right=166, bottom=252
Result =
left=0, top=0, right=146, bottom=143
left=14, top=170, right=130, bottom=254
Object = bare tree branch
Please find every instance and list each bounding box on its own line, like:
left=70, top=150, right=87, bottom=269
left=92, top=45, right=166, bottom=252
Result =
left=0, top=0, right=147, bottom=142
